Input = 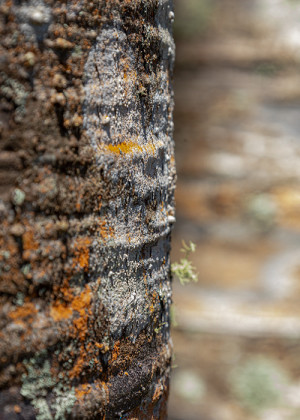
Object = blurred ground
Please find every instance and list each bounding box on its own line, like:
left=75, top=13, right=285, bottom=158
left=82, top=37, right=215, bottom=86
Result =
left=169, top=1, right=300, bottom=419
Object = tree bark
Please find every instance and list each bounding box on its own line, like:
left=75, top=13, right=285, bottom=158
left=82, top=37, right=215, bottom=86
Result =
left=0, top=0, right=175, bottom=419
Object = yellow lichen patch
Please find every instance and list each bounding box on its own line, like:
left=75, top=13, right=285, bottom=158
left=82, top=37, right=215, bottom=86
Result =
left=105, top=140, right=156, bottom=156
left=72, top=237, right=91, bottom=271
left=107, top=140, right=143, bottom=155
left=8, top=302, right=37, bottom=325
left=50, top=303, right=73, bottom=322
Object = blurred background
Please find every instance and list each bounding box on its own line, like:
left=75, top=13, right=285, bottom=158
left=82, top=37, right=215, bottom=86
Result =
left=169, top=1, right=300, bottom=419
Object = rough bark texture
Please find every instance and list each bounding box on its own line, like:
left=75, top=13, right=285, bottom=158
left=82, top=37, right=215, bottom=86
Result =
left=0, top=0, right=175, bottom=419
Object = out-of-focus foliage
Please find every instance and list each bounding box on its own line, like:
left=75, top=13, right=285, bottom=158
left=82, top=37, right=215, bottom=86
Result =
left=174, top=0, right=214, bottom=39
left=171, top=241, right=198, bottom=285
left=229, top=356, right=289, bottom=413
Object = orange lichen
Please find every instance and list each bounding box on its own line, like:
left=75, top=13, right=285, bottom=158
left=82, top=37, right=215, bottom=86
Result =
left=73, top=316, right=87, bottom=340
left=50, top=303, right=73, bottom=322
left=75, top=200, right=81, bottom=212
left=101, top=381, right=109, bottom=399
left=49, top=263, right=99, bottom=380
left=8, top=302, right=37, bottom=324
left=97, top=219, right=109, bottom=239
left=149, top=291, right=159, bottom=314
left=50, top=283, right=91, bottom=326
left=69, top=342, right=101, bottom=380
left=60, top=279, right=75, bottom=302
left=13, top=405, right=21, bottom=414
left=75, top=383, right=93, bottom=399
left=95, top=342, right=104, bottom=349
left=95, top=342, right=109, bottom=352
left=111, top=340, right=120, bottom=362
left=71, top=286, right=92, bottom=314
left=49, top=284, right=94, bottom=379
left=22, top=230, right=39, bottom=251
left=75, top=380, right=109, bottom=403
left=69, top=345, right=86, bottom=379
left=72, top=237, right=91, bottom=271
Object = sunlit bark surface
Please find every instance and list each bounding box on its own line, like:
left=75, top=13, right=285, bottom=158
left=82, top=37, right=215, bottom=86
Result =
left=0, top=1, right=175, bottom=418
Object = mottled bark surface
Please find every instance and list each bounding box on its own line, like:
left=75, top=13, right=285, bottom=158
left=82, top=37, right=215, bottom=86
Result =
left=0, top=1, right=175, bottom=418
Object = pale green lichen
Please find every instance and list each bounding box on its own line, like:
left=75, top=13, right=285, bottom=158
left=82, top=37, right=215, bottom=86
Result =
left=171, top=241, right=198, bottom=285
left=12, top=188, right=26, bottom=206
left=21, top=356, right=56, bottom=419
left=0, top=73, right=29, bottom=118
left=21, top=352, right=76, bottom=420
left=33, top=399, right=53, bottom=420
left=0, top=250, right=10, bottom=259
left=71, top=45, right=83, bottom=58
left=15, top=291, right=25, bottom=306
left=52, top=384, right=76, bottom=420
left=21, top=264, right=31, bottom=277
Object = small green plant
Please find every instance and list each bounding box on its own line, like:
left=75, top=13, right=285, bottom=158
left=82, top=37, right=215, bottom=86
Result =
left=154, top=322, right=167, bottom=334
left=171, top=241, right=198, bottom=285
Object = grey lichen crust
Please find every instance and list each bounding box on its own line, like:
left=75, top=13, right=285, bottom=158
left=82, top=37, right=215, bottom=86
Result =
left=84, top=0, right=176, bottom=341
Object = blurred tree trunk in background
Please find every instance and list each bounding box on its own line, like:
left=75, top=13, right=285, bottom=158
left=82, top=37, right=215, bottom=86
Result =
left=0, top=0, right=175, bottom=418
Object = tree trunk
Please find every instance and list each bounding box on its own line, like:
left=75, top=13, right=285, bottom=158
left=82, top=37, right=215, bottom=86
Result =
left=0, top=0, right=175, bottom=419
